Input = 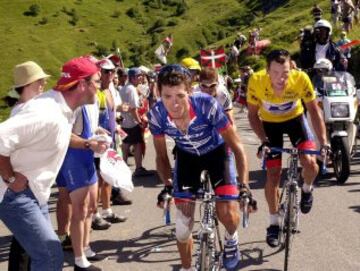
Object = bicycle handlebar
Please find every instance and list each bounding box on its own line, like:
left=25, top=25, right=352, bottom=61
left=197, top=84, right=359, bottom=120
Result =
left=172, top=192, right=243, bottom=201
left=261, top=147, right=327, bottom=174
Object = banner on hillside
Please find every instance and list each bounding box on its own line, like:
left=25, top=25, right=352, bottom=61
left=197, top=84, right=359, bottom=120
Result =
left=200, top=47, right=226, bottom=68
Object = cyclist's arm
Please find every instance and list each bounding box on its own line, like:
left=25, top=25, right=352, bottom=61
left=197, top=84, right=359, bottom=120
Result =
left=153, top=136, right=172, bottom=186
left=305, top=99, right=328, bottom=145
left=247, top=104, right=268, bottom=143
left=220, top=126, right=249, bottom=184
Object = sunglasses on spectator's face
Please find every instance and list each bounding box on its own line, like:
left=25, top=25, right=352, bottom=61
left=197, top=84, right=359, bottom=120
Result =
left=200, top=82, right=218, bottom=89
left=102, top=69, right=115, bottom=74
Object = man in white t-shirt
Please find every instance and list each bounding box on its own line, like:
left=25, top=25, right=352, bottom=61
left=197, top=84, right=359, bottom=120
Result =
left=0, top=57, right=100, bottom=271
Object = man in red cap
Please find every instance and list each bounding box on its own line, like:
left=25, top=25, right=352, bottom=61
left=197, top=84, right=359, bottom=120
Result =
left=0, top=57, right=100, bottom=271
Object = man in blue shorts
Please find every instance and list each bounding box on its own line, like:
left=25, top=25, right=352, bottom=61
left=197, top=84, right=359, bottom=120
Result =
left=148, top=64, right=255, bottom=271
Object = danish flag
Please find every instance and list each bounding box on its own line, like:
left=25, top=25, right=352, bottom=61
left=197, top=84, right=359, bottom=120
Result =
left=200, top=47, right=226, bottom=68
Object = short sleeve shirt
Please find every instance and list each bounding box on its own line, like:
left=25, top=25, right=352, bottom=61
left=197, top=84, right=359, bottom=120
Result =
left=147, top=93, right=231, bottom=156
left=247, top=69, right=315, bottom=123
left=119, top=83, right=140, bottom=128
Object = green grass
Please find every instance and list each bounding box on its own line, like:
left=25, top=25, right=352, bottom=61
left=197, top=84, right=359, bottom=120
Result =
left=0, top=0, right=359, bottom=120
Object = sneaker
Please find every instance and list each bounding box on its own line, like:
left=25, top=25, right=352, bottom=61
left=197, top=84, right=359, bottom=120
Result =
left=223, top=239, right=240, bottom=270
left=74, top=264, right=102, bottom=271
left=112, top=193, right=132, bottom=205
left=132, top=167, right=153, bottom=177
left=300, top=189, right=313, bottom=214
left=103, top=213, right=127, bottom=223
left=266, top=225, right=280, bottom=248
left=91, top=217, right=111, bottom=230
left=87, top=253, right=108, bottom=262
left=60, top=234, right=72, bottom=251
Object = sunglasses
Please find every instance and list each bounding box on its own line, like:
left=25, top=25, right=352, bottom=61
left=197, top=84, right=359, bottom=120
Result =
left=200, top=82, right=218, bottom=89
left=102, top=69, right=115, bottom=74
left=158, top=64, right=191, bottom=80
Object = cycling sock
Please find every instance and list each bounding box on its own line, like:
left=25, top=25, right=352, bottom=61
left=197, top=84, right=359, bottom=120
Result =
left=102, top=208, right=113, bottom=217
left=75, top=255, right=91, bottom=268
left=269, top=213, right=280, bottom=225
left=179, top=267, right=195, bottom=271
left=302, top=183, right=313, bottom=193
left=224, top=230, right=238, bottom=241
left=84, top=246, right=96, bottom=257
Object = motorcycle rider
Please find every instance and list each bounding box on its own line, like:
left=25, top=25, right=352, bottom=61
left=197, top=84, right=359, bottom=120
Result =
left=299, top=19, right=347, bottom=72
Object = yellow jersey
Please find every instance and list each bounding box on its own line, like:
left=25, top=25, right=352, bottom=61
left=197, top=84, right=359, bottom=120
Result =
left=247, top=69, right=315, bottom=122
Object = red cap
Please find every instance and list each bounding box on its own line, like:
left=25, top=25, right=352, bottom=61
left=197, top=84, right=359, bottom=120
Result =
left=54, top=57, right=99, bottom=91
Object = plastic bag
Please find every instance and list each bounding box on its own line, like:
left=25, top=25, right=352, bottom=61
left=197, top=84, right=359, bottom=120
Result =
left=100, top=148, right=134, bottom=192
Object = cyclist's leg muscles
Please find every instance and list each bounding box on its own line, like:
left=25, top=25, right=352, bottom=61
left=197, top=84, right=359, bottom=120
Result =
left=263, top=121, right=283, bottom=214
left=206, top=144, right=240, bottom=233
left=287, top=115, right=318, bottom=185
left=174, top=148, right=200, bottom=269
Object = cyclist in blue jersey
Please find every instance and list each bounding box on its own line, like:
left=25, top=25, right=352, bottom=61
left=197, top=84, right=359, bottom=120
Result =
left=147, top=64, right=255, bottom=271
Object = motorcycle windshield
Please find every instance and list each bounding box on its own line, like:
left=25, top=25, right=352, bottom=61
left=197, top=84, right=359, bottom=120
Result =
left=322, top=72, right=355, bottom=97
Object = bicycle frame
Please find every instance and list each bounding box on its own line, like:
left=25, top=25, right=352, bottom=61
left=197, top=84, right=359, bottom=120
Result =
left=173, top=171, right=245, bottom=271
left=270, top=147, right=321, bottom=271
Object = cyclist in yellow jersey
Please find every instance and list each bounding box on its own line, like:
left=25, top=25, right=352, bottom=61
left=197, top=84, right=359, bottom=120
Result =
left=247, top=49, right=329, bottom=248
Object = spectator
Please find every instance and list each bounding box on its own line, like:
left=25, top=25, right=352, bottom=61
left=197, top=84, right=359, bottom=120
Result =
left=0, top=56, right=100, bottom=271
left=4, top=61, right=49, bottom=271
left=120, top=68, right=152, bottom=177
left=341, top=0, right=355, bottom=32
left=331, top=0, right=342, bottom=25
left=311, top=4, right=323, bottom=22
left=336, top=31, right=352, bottom=59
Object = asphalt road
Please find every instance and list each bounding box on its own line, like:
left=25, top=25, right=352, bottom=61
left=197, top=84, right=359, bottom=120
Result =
left=1, top=108, right=360, bottom=271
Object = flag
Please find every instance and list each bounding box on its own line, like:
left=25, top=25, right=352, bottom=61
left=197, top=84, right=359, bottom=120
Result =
left=339, top=40, right=360, bottom=50
left=200, top=47, right=226, bottom=68
left=155, top=44, right=167, bottom=64
left=107, top=48, right=124, bottom=68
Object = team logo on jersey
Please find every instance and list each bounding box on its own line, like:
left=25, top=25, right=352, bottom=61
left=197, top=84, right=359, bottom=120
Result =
left=263, top=101, right=296, bottom=114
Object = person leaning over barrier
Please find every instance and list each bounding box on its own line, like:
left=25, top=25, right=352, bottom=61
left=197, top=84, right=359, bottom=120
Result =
left=0, top=56, right=100, bottom=271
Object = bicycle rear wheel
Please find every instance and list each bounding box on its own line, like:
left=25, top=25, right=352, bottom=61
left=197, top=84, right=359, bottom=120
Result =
left=284, top=192, right=295, bottom=271
left=199, top=233, right=211, bottom=271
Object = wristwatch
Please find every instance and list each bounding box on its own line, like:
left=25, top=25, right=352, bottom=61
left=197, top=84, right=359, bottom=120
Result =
left=5, top=176, right=16, bottom=184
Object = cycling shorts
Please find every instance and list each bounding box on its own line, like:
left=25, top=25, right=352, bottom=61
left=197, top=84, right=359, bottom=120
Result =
left=173, top=143, right=238, bottom=204
left=263, top=114, right=316, bottom=168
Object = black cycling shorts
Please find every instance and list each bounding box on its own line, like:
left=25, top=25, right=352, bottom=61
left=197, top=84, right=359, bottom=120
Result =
left=263, top=114, right=316, bottom=168
left=122, top=125, right=144, bottom=144
left=173, top=144, right=238, bottom=201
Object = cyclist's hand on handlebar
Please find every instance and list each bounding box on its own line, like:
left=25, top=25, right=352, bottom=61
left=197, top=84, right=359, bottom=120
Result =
left=257, top=141, right=271, bottom=159
left=157, top=185, right=173, bottom=209
left=320, top=143, right=331, bottom=157
left=238, top=184, right=258, bottom=213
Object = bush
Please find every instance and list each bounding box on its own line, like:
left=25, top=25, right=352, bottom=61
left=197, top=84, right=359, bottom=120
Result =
left=94, top=45, right=109, bottom=57
left=111, top=10, right=121, bottom=18
left=69, top=12, right=79, bottom=26
left=175, top=3, right=186, bottom=16
left=176, top=47, right=190, bottom=59
left=38, top=17, right=48, bottom=25
left=167, top=19, right=177, bottom=26
left=24, top=4, right=40, bottom=17
left=126, top=7, right=141, bottom=18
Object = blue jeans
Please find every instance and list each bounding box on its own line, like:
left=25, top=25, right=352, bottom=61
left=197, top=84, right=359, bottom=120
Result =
left=0, top=187, right=63, bottom=271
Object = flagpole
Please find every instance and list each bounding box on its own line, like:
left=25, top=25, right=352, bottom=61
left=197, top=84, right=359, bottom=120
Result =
left=116, top=48, right=125, bottom=68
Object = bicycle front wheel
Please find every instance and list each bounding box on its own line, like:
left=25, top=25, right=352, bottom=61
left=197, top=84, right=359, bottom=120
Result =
left=199, top=233, right=211, bottom=271
left=284, top=191, right=295, bottom=271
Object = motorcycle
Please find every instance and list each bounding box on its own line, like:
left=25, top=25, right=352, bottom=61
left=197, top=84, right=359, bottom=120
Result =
left=313, top=71, right=359, bottom=184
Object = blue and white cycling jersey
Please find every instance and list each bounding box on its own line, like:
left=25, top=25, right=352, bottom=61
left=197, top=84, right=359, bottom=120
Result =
left=147, top=93, right=231, bottom=156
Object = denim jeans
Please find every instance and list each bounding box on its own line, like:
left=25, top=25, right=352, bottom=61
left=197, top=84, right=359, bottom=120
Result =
left=0, top=187, right=63, bottom=271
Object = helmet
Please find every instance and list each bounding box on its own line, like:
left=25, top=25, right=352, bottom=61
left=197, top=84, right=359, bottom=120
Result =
left=181, top=57, right=201, bottom=71
left=313, top=58, right=333, bottom=71
left=314, top=19, right=332, bottom=35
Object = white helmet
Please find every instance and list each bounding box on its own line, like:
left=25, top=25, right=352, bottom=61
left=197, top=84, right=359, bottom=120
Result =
left=314, top=19, right=332, bottom=35
left=314, top=58, right=333, bottom=71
